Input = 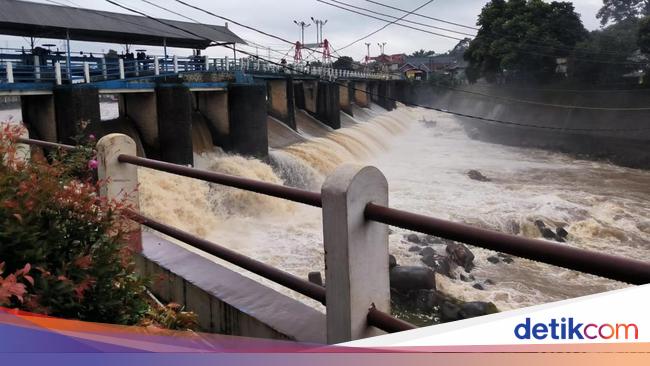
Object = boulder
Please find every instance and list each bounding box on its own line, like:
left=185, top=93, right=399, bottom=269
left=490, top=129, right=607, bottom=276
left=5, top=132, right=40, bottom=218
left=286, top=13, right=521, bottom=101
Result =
left=459, top=302, right=499, bottom=319
left=484, top=279, right=495, bottom=285
left=419, top=247, right=435, bottom=257
left=487, top=256, right=500, bottom=264
left=535, top=220, right=565, bottom=242
left=389, top=266, right=436, bottom=292
left=389, top=254, right=398, bottom=269
left=440, top=301, right=461, bottom=322
left=459, top=273, right=475, bottom=282
left=421, top=253, right=453, bottom=278
left=556, top=227, right=569, bottom=239
left=446, top=243, right=475, bottom=271
left=405, top=233, right=421, bottom=244
left=467, top=170, right=491, bottom=182
left=497, top=253, right=514, bottom=264
left=308, top=272, right=323, bottom=286
left=472, top=283, right=485, bottom=290
left=409, top=245, right=421, bottom=252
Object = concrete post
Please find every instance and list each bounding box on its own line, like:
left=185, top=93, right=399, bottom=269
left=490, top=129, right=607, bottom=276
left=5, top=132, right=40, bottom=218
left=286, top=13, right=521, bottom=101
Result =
left=316, top=81, right=340, bottom=129
left=97, top=133, right=141, bottom=253
left=34, top=56, right=41, bottom=81
left=83, top=62, right=90, bottom=83
left=227, top=84, right=268, bottom=159
left=353, top=81, right=369, bottom=108
left=6, top=61, right=13, bottom=83
left=101, top=58, right=107, bottom=80
left=119, top=59, right=125, bottom=79
left=204, top=55, right=210, bottom=71
left=321, top=164, right=390, bottom=344
left=266, top=78, right=296, bottom=130
left=173, top=55, right=178, bottom=73
left=154, top=57, right=160, bottom=75
left=53, top=85, right=100, bottom=144
left=155, top=84, right=193, bottom=165
left=54, top=62, right=61, bottom=85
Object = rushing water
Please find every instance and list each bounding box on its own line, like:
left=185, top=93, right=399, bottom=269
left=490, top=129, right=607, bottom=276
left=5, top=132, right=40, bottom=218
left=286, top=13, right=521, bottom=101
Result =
left=5, top=102, right=650, bottom=315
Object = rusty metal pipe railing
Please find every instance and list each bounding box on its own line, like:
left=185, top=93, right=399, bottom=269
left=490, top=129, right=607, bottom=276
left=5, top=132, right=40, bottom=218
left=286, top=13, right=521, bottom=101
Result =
left=118, top=154, right=323, bottom=207
left=17, top=137, right=75, bottom=151
left=367, top=307, right=417, bottom=333
left=125, top=209, right=327, bottom=304
left=126, top=209, right=414, bottom=334
left=365, top=203, right=650, bottom=285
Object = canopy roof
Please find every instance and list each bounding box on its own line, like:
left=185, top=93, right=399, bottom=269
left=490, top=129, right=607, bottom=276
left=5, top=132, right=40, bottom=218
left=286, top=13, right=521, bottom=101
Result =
left=0, top=0, right=245, bottom=49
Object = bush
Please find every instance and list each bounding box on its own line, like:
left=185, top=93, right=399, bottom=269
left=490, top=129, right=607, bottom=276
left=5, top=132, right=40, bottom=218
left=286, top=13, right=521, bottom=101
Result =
left=0, top=124, right=148, bottom=324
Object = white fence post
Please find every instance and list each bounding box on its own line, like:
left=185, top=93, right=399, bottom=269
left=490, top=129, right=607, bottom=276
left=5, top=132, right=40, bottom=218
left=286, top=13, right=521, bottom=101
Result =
left=83, top=62, right=90, bottom=83
left=225, top=56, right=229, bottom=71
left=54, top=62, right=61, bottom=85
left=154, top=57, right=160, bottom=76
left=119, top=58, right=125, bottom=79
left=101, top=58, right=107, bottom=80
left=6, top=61, right=13, bottom=83
left=33, top=55, right=41, bottom=81
left=205, top=55, right=210, bottom=71
left=173, top=55, right=178, bottom=73
left=321, top=164, right=391, bottom=344
left=97, top=134, right=141, bottom=253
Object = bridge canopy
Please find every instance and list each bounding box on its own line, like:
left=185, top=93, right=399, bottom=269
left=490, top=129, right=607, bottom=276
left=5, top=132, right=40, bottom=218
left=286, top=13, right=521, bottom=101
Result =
left=0, top=0, right=245, bottom=49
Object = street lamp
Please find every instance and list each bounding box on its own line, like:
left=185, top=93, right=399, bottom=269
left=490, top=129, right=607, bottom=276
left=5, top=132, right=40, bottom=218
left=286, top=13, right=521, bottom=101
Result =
left=293, top=20, right=311, bottom=45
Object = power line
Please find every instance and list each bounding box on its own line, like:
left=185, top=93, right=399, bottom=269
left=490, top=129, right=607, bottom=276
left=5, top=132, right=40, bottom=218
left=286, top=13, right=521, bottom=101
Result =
left=101, top=0, right=650, bottom=132
left=365, top=0, right=478, bottom=30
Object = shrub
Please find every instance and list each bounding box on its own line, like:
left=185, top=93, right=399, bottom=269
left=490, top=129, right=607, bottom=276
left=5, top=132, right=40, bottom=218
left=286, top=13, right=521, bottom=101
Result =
left=0, top=124, right=148, bottom=324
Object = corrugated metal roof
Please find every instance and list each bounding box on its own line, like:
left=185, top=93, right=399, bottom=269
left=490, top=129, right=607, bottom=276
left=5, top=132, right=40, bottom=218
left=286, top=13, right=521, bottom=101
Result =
left=0, top=0, right=245, bottom=49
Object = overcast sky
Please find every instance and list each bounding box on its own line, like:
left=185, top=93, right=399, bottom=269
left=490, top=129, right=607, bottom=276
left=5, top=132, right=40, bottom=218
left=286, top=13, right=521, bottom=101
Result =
left=1, top=0, right=605, bottom=61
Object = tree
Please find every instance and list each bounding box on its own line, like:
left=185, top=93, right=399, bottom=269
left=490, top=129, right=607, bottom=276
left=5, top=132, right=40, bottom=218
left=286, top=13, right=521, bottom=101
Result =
left=410, top=49, right=435, bottom=57
left=638, top=16, right=650, bottom=52
left=597, top=0, right=650, bottom=26
left=464, top=0, right=587, bottom=83
left=332, top=56, right=354, bottom=70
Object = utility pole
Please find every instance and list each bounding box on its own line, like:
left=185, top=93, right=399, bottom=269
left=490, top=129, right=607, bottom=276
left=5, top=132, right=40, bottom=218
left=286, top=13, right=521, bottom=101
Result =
left=377, top=42, right=387, bottom=55
left=293, top=20, right=310, bottom=44
left=311, top=17, right=328, bottom=45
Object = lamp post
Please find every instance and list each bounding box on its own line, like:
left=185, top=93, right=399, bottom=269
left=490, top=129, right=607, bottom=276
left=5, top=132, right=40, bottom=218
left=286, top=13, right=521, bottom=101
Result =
left=293, top=20, right=311, bottom=45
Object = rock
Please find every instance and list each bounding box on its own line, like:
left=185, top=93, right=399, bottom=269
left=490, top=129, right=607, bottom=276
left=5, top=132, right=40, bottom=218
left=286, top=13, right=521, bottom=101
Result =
left=408, top=245, right=421, bottom=252
left=446, top=243, right=475, bottom=271
left=535, top=220, right=565, bottom=242
left=484, top=279, right=495, bottom=285
left=424, top=235, right=444, bottom=245
left=440, top=301, right=461, bottom=322
left=415, top=289, right=447, bottom=309
left=501, top=256, right=514, bottom=264
left=487, top=256, right=500, bottom=264
left=389, top=255, right=397, bottom=269
left=405, top=233, right=421, bottom=244
left=419, top=247, right=435, bottom=257
left=467, top=170, right=491, bottom=182
left=556, top=227, right=569, bottom=239
left=308, top=272, right=323, bottom=286
left=421, top=253, right=453, bottom=278
left=473, top=283, right=485, bottom=290
left=390, top=266, right=436, bottom=292
left=458, top=302, right=498, bottom=319
left=460, top=273, right=475, bottom=282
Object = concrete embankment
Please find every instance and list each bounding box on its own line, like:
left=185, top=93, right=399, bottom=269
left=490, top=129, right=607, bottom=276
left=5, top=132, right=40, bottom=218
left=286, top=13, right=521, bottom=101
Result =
left=408, top=83, right=650, bottom=169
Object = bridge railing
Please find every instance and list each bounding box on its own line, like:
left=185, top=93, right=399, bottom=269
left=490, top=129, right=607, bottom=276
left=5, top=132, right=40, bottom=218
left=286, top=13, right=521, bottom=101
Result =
left=15, top=134, right=650, bottom=343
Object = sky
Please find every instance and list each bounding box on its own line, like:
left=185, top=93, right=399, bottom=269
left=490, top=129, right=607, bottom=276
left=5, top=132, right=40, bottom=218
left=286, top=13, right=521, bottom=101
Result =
left=0, top=0, right=606, bottom=62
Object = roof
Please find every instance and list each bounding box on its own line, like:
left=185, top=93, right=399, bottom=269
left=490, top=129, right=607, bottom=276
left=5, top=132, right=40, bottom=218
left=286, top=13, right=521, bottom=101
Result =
left=0, top=0, right=245, bottom=49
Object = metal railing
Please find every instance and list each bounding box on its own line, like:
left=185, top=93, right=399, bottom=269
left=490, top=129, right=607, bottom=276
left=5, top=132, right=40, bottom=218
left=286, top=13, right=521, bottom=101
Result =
left=1, top=53, right=398, bottom=86
left=16, top=136, right=650, bottom=341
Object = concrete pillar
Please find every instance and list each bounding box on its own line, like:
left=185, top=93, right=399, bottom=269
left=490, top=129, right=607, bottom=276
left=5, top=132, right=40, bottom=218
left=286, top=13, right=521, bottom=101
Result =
left=369, top=81, right=380, bottom=104
left=293, top=81, right=306, bottom=110
left=321, top=164, right=390, bottom=344
left=196, top=91, right=230, bottom=149
left=121, top=92, right=158, bottom=156
left=97, top=133, right=141, bottom=253
left=353, top=81, right=369, bottom=108
left=266, top=78, right=296, bottom=130
left=53, top=85, right=100, bottom=144
left=316, top=81, right=340, bottom=129
left=227, top=84, right=268, bottom=159
left=156, top=84, right=193, bottom=165
left=377, top=81, right=396, bottom=111
left=339, top=81, right=353, bottom=115
left=21, top=95, right=56, bottom=142
left=302, top=80, right=319, bottom=114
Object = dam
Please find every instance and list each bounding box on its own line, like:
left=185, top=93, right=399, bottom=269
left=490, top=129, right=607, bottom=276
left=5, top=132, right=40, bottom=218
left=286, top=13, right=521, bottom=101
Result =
left=2, top=0, right=650, bottom=345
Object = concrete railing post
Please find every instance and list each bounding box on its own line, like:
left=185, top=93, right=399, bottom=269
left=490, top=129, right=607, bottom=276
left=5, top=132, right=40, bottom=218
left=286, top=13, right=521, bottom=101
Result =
left=119, top=58, right=125, bottom=79
left=154, top=57, right=160, bottom=75
left=173, top=55, right=178, bottom=73
left=54, top=62, right=61, bottom=85
left=321, top=164, right=390, bottom=344
left=6, top=61, right=13, bottom=83
left=34, top=56, right=41, bottom=81
left=204, top=55, right=210, bottom=71
left=83, top=62, right=90, bottom=83
left=97, top=133, right=141, bottom=253
left=101, top=58, right=107, bottom=80
left=225, top=56, right=229, bottom=71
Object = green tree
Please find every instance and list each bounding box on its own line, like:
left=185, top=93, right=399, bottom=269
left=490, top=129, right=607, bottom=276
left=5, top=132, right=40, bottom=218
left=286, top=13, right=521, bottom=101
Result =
left=638, top=16, right=650, bottom=52
left=332, top=56, right=354, bottom=70
left=597, top=0, right=650, bottom=26
left=410, top=49, right=436, bottom=57
left=464, top=0, right=587, bottom=83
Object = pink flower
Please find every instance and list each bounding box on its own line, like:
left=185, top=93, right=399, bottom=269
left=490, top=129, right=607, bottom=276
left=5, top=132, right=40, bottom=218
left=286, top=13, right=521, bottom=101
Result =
left=87, top=159, right=98, bottom=170
left=88, top=134, right=96, bottom=141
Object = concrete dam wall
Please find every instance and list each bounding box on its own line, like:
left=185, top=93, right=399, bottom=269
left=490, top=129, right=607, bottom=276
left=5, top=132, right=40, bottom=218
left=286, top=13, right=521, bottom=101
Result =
left=409, top=84, right=650, bottom=169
